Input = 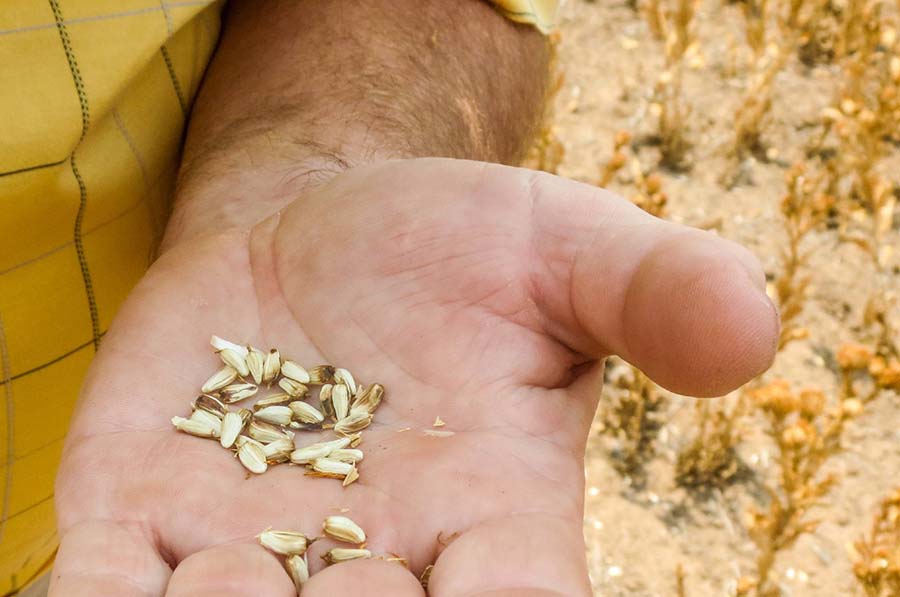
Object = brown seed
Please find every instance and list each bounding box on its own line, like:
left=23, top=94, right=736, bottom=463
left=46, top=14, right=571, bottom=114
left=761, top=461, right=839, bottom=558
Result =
left=308, top=365, right=336, bottom=385
left=193, top=394, right=228, bottom=419
left=420, top=565, right=434, bottom=589
left=319, top=384, right=335, bottom=418
left=334, top=409, right=373, bottom=435
left=289, top=401, right=325, bottom=424
left=278, top=377, right=309, bottom=398
left=220, top=383, right=258, bottom=403
left=352, top=384, right=384, bottom=414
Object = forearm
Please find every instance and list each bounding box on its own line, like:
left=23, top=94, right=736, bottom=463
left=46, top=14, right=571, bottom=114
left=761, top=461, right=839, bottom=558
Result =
left=163, top=0, right=550, bottom=249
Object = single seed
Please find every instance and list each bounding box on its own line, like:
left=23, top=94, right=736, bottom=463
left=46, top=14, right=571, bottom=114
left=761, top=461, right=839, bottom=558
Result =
left=220, top=409, right=251, bottom=449
left=172, top=415, right=219, bottom=438
left=290, top=437, right=351, bottom=464
left=253, top=393, right=293, bottom=409
left=281, top=360, right=311, bottom=384
left=249, top=419, right=294, bottom=443
left=220, top=348, right=250, bottom=377
left=190, top=408, right=224, bottom=430
left=319, top=384, right=335, bottom=418
left=332, top=384, right=350, bottom=421
left=334, top=368, right=357, bottom=396
left=328, top=448, right=364, bottom=464
left=286, top=554, right=309, bottom=591
left=289, top=401, right=325, bottom=424
left=238, top=440, right=268, bottom=474
left=323, top=548, right=371, bottom=564
left=263, top=438, right=295, bottom=463
left=311, top=457, right=354, bottom=477
left=323, top=516, right=367, bottom=544
left=263, top=349, right=281, bottom=385
left=210, top=335, right=249, bottom=357
left=246, top=346, right=265, bottom=385
left=352, top=384, right=384, bottom=414
left=235, top=436, right=264, bottom=450
left=278, top=377, right=309, bottom=398
left=201, top=366, right=238, bottom=394
left=258, top=529, right=309, bottom=555
left=220, top=383, right=258, bottom=403
left=193, top=394, right=228, bottom=419
left=254, top=405, right=293, bottom=426
left=334, top=409, right=373, bottom=435
left=308, top=365, right=336, bottom=385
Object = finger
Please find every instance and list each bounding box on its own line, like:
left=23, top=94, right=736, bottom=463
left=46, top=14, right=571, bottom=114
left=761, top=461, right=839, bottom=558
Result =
left=49, top=520, right=171, bottom=597
left=527, top=171, right=778, bottom=396
left=428, top=513, right=590, bottom=597
left=166, top=544, right=295, bottom=597
left=302, top=558, right=425, bottom=596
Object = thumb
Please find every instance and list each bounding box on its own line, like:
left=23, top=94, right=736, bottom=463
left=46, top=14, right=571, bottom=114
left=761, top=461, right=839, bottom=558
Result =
left=528, top=172, right=779, bottom=396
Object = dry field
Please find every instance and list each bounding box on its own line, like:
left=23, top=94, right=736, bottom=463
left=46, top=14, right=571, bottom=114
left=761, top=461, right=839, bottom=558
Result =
left=527, top=0, right=900, bottom=595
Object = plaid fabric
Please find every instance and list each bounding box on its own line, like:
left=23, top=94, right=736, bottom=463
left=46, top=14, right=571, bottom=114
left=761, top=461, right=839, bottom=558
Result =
left=0, top=1, right=555, bottom=593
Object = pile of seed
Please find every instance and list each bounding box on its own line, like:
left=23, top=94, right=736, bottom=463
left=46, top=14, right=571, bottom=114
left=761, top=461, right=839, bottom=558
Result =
left=258, top=515, right=371, bottom=592
left=171, top=335, right=384, bottom=485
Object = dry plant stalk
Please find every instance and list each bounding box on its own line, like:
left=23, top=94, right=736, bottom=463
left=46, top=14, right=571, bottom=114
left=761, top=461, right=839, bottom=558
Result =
left=742, top=0, right=770, bottom=58
left=852, top=487, right=900, bottom=597
left=598, top=131, right=632, bottom=188
left=524, top=31, right=566, bottom=174
left=731, top=45, right=791, bottom=162
left=675, top=396, right=747, bottom=489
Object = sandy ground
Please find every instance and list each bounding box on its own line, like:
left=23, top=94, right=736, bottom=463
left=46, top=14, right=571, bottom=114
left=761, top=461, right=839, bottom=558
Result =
left=555, top=1, right=900, bottom=595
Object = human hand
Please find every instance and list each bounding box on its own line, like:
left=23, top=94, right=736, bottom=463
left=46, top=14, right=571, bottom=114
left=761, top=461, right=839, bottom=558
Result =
left=50, top=159, right=778, bottom=596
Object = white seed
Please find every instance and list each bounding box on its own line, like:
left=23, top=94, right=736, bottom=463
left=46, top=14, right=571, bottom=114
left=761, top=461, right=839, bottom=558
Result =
left=210, top=335, right=249, bottom=357
left=254, top=405, right=293, bottom=426
left=201, top=366, right=238, bottom=393
left=332, top=384, right=350, bottom=421
left=263, top=349, right=281, bottom=385
left=190, top=408, right=224, bottom=431
left=220, top=409, right=251, bottom=449
left=335, top=409, right=373, bottom=435
left=258, top=529, right=308, bottom=555
left=238, top=440, right=268, bottom=474
left=220, top=348, right=250, bottom=377
left=235, top=436, right=263, bottom=450
left=328, top=448, right=364, bottom=464
left=323, top=516, right=367, bottom=544
left=289, top=437, right=351, bottom=464
left=249, top=419, right=294, bottom=443
left=323, top=548, right=371, bottom=564
left=352, top=383, right=384, bottom=414
left=220, top=383, right=258, bottom=403
left=312, top=457, right=354, bottom=476
left=263, top=438, right=295, bottom=463
left=278, top=377, right=309, bottom=398
left=308, top=365, right=336, bottom=385
left=281, top=360, right=311, bottom=384
left=246, top=346, right=265, bottom=385
left=334, top=368, right=357, bottom=396
left=172, top=415, right=219, bottom=438
left=289, top=401, right=325, bottom=424
left=286, top=554, right=309, bottom=591
left=253, top=393, right=293, bottom=409
left=193, top=394, right=228, bottom=419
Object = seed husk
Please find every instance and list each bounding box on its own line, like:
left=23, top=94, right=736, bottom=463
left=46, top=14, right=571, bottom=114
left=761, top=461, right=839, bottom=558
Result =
left=433, top=416, right=445, bottom=427
left=311, top=457, right=354, bottom=477
left=172, top=415, right=219, bottom=438
left=308, top=365, right=336, bottom=385
left=347, top=432, right=362, bottom=448
left=290, top=437, right=351, bottom=464
left=263, top=349, right=281, bottom=385
left=210, top=335, right=249, bottom=357
left=246, top=346, right=265, bottom=385
left=220, top=409, right=251, bottom=448
left=286, top=554, right=309, bottom=591
left=192, top=394, right=228, bottom=419
left=254, top=405, right=293, bottom=426
left=420, top=564, right=434, bottom=589
left=220, top=383, right=258, bottom=403
left=281, top=360, right=311, bottom=384
left=332, top=384, right=350, bottom=421
left=289, top=401, right=325, bottom=424
left=319, top=384, right=335, bottom=418
left=328, top=448, right=364, bottom=464
left=342, top=466, right=360, bottom=486
left=263, top=437, right=295, bottom=463
left=253, top=393, right=293, bottom=409
left=334, top=409, right=373, bottom=435
left=352, top=383, right=384, bottom=414
left=201, top=366, right=238, bottom=394
left=258, top=529, right=309, bottom=555
left=190, top=408, right=224, bottom=431
left=238, top=440, right=267, bottom=474
left=249, top=419, right=294, bottom=443
left=423, top=429, right=455, bottom=438
left=278, top=377, right=309, bottom=398
left=323, top=515, right=366, bottom=544
left=334, top=368, right=357, bottom=396
left=220, top=348, right=250, bottom=377
left=323, top=548, right=371, bottom=564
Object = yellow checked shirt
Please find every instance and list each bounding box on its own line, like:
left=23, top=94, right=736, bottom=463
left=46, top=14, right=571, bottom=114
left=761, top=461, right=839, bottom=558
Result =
left=0, top=1, right=557, bottom=593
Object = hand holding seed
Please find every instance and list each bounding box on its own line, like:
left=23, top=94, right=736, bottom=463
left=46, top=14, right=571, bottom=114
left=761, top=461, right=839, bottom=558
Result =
left=50, top=160, right=778, bottom=596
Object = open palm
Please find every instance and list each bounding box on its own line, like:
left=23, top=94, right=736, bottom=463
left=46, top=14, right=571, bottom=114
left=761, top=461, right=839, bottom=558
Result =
left=50, top=159, right=777, bottom=596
